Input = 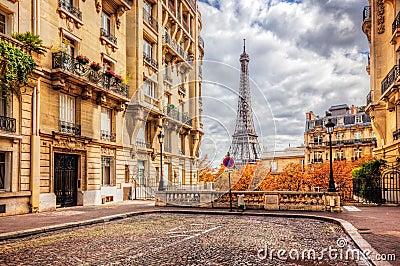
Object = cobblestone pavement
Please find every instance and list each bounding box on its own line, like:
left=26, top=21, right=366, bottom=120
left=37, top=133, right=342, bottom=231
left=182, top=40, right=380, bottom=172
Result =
left=0, top=213, right=371, bottom=266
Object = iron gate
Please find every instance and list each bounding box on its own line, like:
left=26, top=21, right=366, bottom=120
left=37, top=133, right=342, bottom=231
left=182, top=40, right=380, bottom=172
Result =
left=54, top=154, right=78, bottom=207
left=381, top=164, right=400, bottom=204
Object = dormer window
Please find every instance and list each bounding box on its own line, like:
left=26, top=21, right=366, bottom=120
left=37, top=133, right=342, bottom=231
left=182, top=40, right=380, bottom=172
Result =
left=355, top=115, right=362, bottom=124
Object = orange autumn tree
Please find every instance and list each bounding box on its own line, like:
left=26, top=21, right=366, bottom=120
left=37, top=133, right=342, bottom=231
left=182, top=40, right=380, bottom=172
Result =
left=231, top=163, right=256, bottom=191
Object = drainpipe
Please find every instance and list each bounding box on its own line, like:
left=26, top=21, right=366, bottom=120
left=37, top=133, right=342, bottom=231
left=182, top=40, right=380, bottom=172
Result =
left=29, top=0, right=41, bottom=212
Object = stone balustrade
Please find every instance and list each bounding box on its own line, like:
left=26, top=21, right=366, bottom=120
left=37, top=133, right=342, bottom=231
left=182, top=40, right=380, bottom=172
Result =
left=156, top=190, right=341, bottom=212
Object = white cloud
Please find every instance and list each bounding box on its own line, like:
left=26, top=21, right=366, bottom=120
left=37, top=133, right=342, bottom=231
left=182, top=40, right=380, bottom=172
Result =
left=198, top=0, right=370, bottom=165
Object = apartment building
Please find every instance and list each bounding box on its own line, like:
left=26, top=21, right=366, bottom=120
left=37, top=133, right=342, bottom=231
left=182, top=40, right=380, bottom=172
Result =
left=125, top=0, right=203, bottom=196
left=362, top=2, right=400, bottom=164
left=304, top=104, right=375, bottom=164
left=0, top=0, right=203, bottom=216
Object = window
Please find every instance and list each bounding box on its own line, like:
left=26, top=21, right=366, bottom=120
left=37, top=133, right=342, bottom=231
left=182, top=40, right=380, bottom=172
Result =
left=355, top=115, right=362, bottom=124
left=164, top=129, right=172, bottom=152
left=0, top=13, right=5, bottom=34
left=0, top=152, right=10, bottom=191
left=143, top=1, right=152, bottom=14
left=138, top=160, right=145, bottom=185
left=337, top=117, right=344, bottom=126
left=336, top=150, right=344, bottom=160
left=354, top=148, right=362, bottom=160
left=313, top=135, right=323, bottom=144
left=143, top=79, right=157, bottom=98
left=336, top=132, right=344, bottom=142
left=354, top=131, right=362, bottom=141
left=101, top=107, right=113, bottom=141
left=60, top=94, right=75, bottom=124
left=61, top=36, right=75, bottom=57
left=270, top=161, right=277, bottom=173
left=313, top=151, right=323, bottom=163
left=0, top=92, right=7, bottom=117
left=102, top=58, right=114, bottom=72
left=143, top=40, right=152, bottom=58
left=102, top=11, right=111, bottom=34
left=101, top=157, right=114, bottom=186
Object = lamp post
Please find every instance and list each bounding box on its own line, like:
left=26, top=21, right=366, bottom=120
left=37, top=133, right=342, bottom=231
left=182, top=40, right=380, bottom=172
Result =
left=158, top=131, right=164, bottom=191
left=325, top=118, right=336, bottom=192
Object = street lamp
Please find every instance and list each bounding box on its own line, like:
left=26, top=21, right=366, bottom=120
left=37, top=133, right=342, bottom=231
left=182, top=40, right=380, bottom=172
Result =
left=158, top=131, right=164, bottom=191
left=325, top=118, right=336, bottom=192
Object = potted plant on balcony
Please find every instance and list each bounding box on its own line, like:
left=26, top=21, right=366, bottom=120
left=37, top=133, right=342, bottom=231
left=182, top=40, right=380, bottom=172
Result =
left=104, top=68, right=115, bottom=78
left=76, top=54, right=89, bottom=65
left=114, top=74, right=123, bottom=83
left=89, top=61, right=102, bottom=71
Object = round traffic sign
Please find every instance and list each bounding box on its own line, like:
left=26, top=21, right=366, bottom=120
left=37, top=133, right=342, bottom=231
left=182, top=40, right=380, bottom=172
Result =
left=223, top=156, right=235, bottom=168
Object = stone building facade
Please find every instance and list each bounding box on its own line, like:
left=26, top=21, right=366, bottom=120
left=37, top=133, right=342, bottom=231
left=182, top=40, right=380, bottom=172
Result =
left=362, top=2, right=400, bottom=164
left=261, top=147, right=305, bottom=174
left=125, top=0, right=203, bottom=198
left=0, top=0, right=203, bottom=216
left=304, top=104, right=376, bottom=165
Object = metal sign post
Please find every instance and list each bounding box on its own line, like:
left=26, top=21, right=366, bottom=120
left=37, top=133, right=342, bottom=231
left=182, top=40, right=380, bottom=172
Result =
left=223, top=153, right=235, bottom=212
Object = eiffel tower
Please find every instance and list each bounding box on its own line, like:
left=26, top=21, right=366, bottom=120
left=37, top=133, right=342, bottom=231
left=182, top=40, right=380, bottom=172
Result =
left=229, top=40, right=262, bottom=165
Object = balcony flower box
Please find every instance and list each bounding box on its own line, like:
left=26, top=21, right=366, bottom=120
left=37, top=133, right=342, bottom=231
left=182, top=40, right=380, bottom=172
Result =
left=76, top=54, right=89, bottom=65
left=104, top=68, right=115, bottom=78
left=90, top=62, right=102, bottom=71
left=114, top=74, right=123, bottom=83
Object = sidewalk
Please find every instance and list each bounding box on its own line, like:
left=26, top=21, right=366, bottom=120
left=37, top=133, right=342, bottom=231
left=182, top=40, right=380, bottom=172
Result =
left=0, top=202, right=398, bottom=265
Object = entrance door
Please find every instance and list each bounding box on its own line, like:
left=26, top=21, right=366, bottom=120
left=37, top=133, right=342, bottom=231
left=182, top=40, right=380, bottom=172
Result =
left=54, top=154, right=78, bottom=207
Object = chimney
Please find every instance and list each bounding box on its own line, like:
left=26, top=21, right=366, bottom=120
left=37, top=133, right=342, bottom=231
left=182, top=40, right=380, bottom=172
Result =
left=350, top=105, right=357, bottom=114
left=306, top=111, right=314, bottom=121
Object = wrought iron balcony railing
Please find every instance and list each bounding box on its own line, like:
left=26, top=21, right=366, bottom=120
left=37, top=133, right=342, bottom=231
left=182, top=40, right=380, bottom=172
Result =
left=143, top=52, right=158, bottom=69
left=136, top=139, right=152, bottom=149
left=163, top=74, right=172, bottom=83
left=366, top=91, right=372, bottom=106
left=101, top=130, right=116, bottom=142
left=198, top=36, right=204, bottom=48
left=393, top=11, right=400, bottom=34
left=381, top=65, right=399, bottom=95
left=59, top=0, right=82, bottom=20
left=100, top=28, right=117, bottom=45
left=52, top=52, right=128, bottom=98
left=143, top=9, right=158, bottom=31
left=59, top=120, right=81, bottom=136
left=363, top=6, right=371, bottom=21
left=0, top=115, right=16, bottom=133
left=394, top=129, right=400, bottom=140
left=164, top=105, right=191, bottom=126
left=163, top=33, right=188, bottom=62
left=188, top=0, right=196, bottom=10
left=309, top=138, right=376, bottom=147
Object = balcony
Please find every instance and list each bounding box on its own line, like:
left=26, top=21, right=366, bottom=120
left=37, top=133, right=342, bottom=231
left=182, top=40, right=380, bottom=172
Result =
left=394, top=129, right=400, bottom=140
left=100, top=28, right=117, bottom=50
left=164, top=105, right=192, bottom=126
left=198, top=36, right=204, bottom=48
left=163, top=33, right=189, bottom=63
left=362, top=6, right=371, bottom=42
left=0, top=32, right=32, bottom=54
left=0, top=116, right=16, bottom=133
left=58, top=0, right=83, bottom=29
left=188, top=0, right=196, bottom=11
left=178, top=85, right=186, bottom=95
left=101, top=130, right=116, bottom=142
left=59, top=0, right=82, bottom=20
left=143, top=52, right=158, bottom=69
left=381, top=65, right=399, bottom=96
left=308, top=138, right=376, bottom=147
left=163, top=74, right=172, bottom=84
left=59, top=120, right=81, bottom=136
left=366, top=91, right=372, bottom=106
left=52, top=52, right=129, bottom=99
left=143, top=9, right=158, bottom=32
left=136, top=139, right=152, bottom=149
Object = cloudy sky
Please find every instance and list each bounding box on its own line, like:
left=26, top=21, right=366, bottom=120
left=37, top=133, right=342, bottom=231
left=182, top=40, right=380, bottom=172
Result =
left=197, top=0, right=370, bottom=165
